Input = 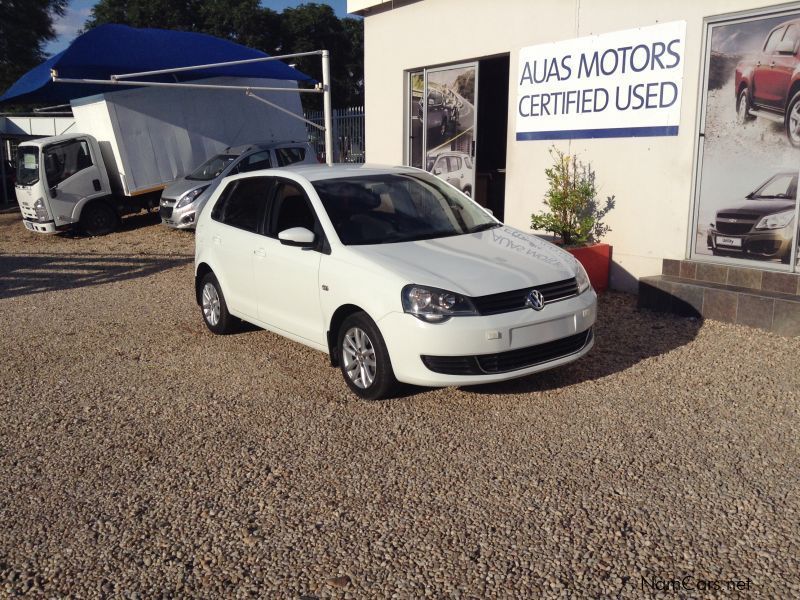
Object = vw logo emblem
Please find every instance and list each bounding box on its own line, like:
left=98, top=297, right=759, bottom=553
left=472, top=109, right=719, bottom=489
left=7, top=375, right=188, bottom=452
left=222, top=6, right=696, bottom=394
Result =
left=526, top=289, right=545, bottom=311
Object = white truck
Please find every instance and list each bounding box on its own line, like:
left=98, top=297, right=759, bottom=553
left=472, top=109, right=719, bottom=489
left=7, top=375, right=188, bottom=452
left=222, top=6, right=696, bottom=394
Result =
left=15, top=76, right=307, bottom=235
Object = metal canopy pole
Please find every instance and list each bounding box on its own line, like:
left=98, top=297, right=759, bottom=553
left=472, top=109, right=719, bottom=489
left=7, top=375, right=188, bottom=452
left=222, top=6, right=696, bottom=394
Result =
left=51, top=47, right=337, bottom=164
left=245, top=90, right=324, bottom=131
left=322, top=50, right=333, bottom=166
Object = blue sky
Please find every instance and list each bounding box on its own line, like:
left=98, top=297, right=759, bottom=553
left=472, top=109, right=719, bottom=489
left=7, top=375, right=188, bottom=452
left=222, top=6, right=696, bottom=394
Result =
left=45, top=0, right=352, bottom=55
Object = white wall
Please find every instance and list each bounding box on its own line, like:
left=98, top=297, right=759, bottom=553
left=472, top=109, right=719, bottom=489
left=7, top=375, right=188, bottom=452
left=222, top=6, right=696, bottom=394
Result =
left=360, top=0, right=792, bottom=289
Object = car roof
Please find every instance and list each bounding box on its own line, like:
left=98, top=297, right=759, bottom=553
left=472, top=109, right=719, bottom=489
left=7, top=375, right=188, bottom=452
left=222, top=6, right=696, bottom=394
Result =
left=223, top=140, right=309, bottom=155
left=251, top=163, right=422, bottom=182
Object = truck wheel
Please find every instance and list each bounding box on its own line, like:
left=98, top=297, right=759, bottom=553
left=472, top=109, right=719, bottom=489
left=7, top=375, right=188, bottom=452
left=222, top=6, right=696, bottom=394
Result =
left=338, top=312, right=398, bottom=400
left=786, top=91, right=800, bottom=147
left=81, top=201, right=118, bottom=236
left=736, top=87, right=754, bottom=125
left=200, top=272, right=236, bottom=335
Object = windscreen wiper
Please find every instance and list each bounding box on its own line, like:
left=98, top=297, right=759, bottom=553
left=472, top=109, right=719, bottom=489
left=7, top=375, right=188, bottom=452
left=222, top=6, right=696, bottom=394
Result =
left=468, top=222, right=502, bottom=233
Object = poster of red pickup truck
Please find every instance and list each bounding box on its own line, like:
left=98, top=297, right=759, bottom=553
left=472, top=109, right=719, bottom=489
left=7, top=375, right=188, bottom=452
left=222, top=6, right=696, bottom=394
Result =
left=694, top=9, right=800, bottom=267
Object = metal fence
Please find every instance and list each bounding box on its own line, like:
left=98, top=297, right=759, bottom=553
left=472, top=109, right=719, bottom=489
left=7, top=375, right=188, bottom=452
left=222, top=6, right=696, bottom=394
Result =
left=305, top=106, right=365, bottom=163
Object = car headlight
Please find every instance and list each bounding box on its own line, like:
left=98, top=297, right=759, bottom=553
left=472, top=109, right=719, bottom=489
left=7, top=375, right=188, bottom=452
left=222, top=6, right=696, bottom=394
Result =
left=755, top=210, right=795, bottom=230
left=401, top=284, right=478, bottom=323
left=34, top=198, right=49, bottom=222
left=176, top=186, right=209, bottom=209
left=575, top=260, right=591, bottom=294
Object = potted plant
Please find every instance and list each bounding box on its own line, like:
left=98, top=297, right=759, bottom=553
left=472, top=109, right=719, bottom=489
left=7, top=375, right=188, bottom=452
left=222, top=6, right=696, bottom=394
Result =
left=530, top=147, right=615, bottom=293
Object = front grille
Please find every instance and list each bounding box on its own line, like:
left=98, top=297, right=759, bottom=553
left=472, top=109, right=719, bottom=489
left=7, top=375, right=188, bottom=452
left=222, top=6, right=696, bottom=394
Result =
left=159, top=206, right=173, bottom=220
left=715, top=212, right=758, bottom=235
left=715, top=221, right=753, bottom=235
left=421, top=328, right=593, bottom=376
left=471, top=278, right=578, bottom=316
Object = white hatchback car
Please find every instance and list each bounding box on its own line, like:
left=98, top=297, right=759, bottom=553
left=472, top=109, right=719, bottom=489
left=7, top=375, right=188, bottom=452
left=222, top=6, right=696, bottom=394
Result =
left=194, top=164, right=596, bottom=399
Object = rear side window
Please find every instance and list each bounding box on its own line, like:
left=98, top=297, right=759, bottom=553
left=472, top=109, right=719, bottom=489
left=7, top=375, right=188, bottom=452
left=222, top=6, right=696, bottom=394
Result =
left=43, top=139, right=93, bottom=187
left=764, top=27, right=785, bottom=53
left=784, top=24, right=800, bottom=50
left=211, top=177, right=271, bottom=233
left=239, top=150, right=272, bottom=173
left=274, top=147, right=307, bottom=167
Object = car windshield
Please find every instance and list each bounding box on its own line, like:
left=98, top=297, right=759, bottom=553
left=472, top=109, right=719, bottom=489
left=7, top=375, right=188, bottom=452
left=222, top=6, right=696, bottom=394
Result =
left=16, top=147, right=39, bottom=186
left=313, top=172, right=498, bottom=245
left=752, top=173, right=797, bottom=199
left=187, top=154, right=237, bottom=181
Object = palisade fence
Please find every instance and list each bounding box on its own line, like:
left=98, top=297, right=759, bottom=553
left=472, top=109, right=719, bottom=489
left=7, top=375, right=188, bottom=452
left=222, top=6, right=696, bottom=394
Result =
left=305, top=106, right=365, bottom=163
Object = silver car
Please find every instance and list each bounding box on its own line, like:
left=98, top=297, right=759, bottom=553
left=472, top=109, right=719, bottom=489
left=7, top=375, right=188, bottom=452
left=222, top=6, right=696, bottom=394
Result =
left=159, top=141, right=316, bottom=229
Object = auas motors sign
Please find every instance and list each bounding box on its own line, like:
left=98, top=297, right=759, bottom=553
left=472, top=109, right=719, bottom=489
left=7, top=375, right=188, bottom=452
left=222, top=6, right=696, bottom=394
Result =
left=516, top=21, right=686, bottom=140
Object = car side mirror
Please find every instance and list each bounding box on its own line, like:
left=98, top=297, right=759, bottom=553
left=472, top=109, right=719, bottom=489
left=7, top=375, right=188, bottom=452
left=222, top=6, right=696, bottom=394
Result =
left=49, top=186, right=58, bottom=198
left=278, top=226, right=315, bottom=247
left=428, top=97, right=434, bottom=106
left=433, top=168, right=442, bottom=175
left=777, top=39, right=795, bottom=55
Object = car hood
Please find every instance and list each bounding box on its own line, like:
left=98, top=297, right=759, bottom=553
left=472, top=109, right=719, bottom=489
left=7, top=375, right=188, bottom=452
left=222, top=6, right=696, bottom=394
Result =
left=719, top=198, right=796, bottom=216
left=346, top=226, right=577, bottom=297
left=162, top=177, right=213, bottom=200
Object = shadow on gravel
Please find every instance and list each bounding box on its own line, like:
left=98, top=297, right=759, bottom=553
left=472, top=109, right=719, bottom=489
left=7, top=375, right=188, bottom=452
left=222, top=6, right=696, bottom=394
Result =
left=463, top=293, right=702, bottom=396
left=0, top=253, right=192, bottom=300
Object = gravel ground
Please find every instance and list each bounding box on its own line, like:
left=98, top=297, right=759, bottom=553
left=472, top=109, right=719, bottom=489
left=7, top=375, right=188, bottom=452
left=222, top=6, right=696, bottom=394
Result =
left=0, top=208, right=798, bottom=598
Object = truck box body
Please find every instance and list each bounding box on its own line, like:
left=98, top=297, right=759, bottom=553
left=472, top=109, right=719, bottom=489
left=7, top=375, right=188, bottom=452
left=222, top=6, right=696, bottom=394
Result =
left=70, top=76, right=307, bottom=196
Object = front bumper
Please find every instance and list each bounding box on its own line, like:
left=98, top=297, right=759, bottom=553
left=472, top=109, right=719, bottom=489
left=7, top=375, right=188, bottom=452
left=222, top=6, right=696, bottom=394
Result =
left=377, top=289, right=597, bottom=386
left=160, top=199, right=196, bottom=230
left=707, top=226, right=793, bottom=260
left=21, top=218, right=58, bottom=234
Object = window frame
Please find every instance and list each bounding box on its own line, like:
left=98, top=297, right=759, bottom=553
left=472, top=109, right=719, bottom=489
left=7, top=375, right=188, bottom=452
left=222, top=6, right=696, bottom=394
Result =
left=263, top=177, right=329, bottom=253
left=210, top=176, right=275, bottom=235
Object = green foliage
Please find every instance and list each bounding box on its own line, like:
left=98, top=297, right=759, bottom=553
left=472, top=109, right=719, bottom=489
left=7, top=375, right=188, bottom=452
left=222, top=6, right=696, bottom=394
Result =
left=530, top=147, right=615, bottom=246
left=85, top=0, right=364, bottom=110
left=0, top=0, right=67, bottom=102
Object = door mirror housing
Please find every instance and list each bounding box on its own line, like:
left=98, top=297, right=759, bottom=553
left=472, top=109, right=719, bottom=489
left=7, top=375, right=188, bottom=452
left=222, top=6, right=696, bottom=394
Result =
left=278, top=226, right=315, bottom=247
left=433, top=167, right=442, bottom=176
left=776, top=39, right=796, bottom=55
left=49, top=185, right=58, bottom=198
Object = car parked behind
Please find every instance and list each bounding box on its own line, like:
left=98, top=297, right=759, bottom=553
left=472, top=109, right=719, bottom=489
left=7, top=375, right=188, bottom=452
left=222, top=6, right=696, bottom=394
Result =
left=194, top=164, right=596, bottom=400
left=160, top=141, right=316, bottom=229
left=429, top=151, right=473, bottom=196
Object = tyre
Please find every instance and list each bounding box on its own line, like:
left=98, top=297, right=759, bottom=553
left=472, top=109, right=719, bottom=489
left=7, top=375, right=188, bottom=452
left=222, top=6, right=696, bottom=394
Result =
left=338, top=312, right=398, bottom=400
left=462, top=186, right=472, bottom=198
left=200, top=272, right=236, bottom=335
left=80, top=201, right=119, bottom=236
left=736, top=87, right=754, bottom=125
left=786, top=91, right=800, bottom=147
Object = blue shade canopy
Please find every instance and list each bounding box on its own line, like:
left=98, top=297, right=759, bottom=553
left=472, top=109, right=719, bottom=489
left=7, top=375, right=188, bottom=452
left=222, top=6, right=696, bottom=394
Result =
left=0, top=24, right=314, bottom=106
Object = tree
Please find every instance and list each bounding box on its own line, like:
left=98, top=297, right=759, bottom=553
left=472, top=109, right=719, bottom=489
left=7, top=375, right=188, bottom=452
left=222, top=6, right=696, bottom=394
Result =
left=85, top=0, right=364, bottom=109
left=0, top=0, right=67, bottom=99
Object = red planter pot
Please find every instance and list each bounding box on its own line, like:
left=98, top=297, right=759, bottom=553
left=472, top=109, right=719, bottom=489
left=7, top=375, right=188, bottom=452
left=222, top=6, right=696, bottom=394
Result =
left=566, top=243, right=612, bottom=294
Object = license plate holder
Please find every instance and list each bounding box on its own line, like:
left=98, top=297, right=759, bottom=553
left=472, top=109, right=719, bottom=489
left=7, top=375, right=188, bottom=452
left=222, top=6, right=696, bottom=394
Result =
left=716, top=235, right=742, bottom=248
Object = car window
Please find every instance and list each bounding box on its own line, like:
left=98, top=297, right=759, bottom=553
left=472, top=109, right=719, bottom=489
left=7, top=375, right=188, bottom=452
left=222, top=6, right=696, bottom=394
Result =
left=211, top=176, right=271, bottom=233
left=239, top=151, right=272, bottom=173
left=268, top=181, right=317, bottom=236
left=465, top=156, right=473, bottom=169
left=43, top=139, right=93, bottom=187
left=450, top=156, right=462, bottom=171
left=753, top=173, right=797, bottom=199
left=187, top=154, right=237, bottom=181
left=274, top=147, right=307, bottom=167
left=433, top=157, right=445, bottom=173
left=16, top=147, right=39, bottom=186
left=784, top=24, right=800, bottom=50
left=313, top=172, right=497, bottom=246
left=764, top=27, right=785, bottom=53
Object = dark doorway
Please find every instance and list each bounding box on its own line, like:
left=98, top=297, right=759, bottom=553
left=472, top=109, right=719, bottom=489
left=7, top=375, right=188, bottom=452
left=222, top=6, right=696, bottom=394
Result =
left=475, top=55, right=509, bottom=221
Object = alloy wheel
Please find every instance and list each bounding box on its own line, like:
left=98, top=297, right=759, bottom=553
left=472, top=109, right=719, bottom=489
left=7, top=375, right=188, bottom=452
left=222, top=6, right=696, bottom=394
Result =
left=341, top=326, right=377, bottom=389
left=202, top=282, right=221, bottom=326
left=790, top=103, right=800, bottom=144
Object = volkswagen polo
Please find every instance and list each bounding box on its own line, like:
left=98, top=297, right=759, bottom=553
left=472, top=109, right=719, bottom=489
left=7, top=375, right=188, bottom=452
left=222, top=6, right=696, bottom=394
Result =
left=194, top=164, right=596, bottom=399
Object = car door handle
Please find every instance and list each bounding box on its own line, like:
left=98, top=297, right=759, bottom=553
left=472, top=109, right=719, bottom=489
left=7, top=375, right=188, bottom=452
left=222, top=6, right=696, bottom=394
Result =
left=254, top=248, right=266, bottom=257
left=770, top=61, right=776, bottom=67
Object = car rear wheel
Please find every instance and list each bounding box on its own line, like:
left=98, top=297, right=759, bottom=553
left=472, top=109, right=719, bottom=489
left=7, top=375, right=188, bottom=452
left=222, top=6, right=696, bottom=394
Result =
left=736, top=87, right=754, bottom=125
left=338, top=312, right=397, bottom=400
left=786, top=91, right=800, bottom=147
left=200, top=272, right=236, bottom=335
left=81, top=201, right=119, bottom=236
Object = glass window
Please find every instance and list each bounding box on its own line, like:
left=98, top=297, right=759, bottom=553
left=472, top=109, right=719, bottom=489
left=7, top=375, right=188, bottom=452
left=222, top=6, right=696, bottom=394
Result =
left=313, top=172, right=497, bottom=246
left=43, top=139, right=93, bottom=187
left=268, top=181, right=316, bottom=235
left=408, top=71, right=424, bottom=169
left=187, top=154, right=236, bottom=181
left=764, top=27, right=784, bottom=53
left=239, top=151, right=272, bottom=173
left=212, top=177, right=271, bottom=233
left=274, top=147, right=307, bottom=167
left=16, top=147, right=39, bottom=186
left=751, top=173, right=796, bottom=198
left=783, top=24, right=800, bottom=49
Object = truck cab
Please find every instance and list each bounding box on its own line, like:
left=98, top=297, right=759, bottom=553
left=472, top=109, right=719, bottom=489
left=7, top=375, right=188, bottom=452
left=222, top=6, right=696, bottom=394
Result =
left=16, top=133, right=112, bottom=234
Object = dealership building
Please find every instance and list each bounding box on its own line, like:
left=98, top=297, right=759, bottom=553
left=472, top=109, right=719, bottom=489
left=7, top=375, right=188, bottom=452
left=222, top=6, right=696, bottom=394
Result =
left=349, top=0, right=800, bottom=335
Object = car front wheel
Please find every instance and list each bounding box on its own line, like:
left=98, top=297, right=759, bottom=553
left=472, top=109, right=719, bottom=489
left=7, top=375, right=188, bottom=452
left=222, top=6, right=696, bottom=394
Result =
left=338, top=312, right=398, bottom=400
left=786, top=91, right=800, bottom=147
left=736, top=87, right=754, bottom=125
left=200, top=272, right=236, bottom=334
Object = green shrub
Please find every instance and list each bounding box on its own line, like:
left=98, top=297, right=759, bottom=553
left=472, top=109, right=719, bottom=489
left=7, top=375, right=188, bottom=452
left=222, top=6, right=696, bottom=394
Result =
left=530, top=147, right=615, bottom=246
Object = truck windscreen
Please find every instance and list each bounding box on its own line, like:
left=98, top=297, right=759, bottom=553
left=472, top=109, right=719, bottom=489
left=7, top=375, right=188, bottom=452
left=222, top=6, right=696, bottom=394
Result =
left=16, top=147, right=40, bottom=186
